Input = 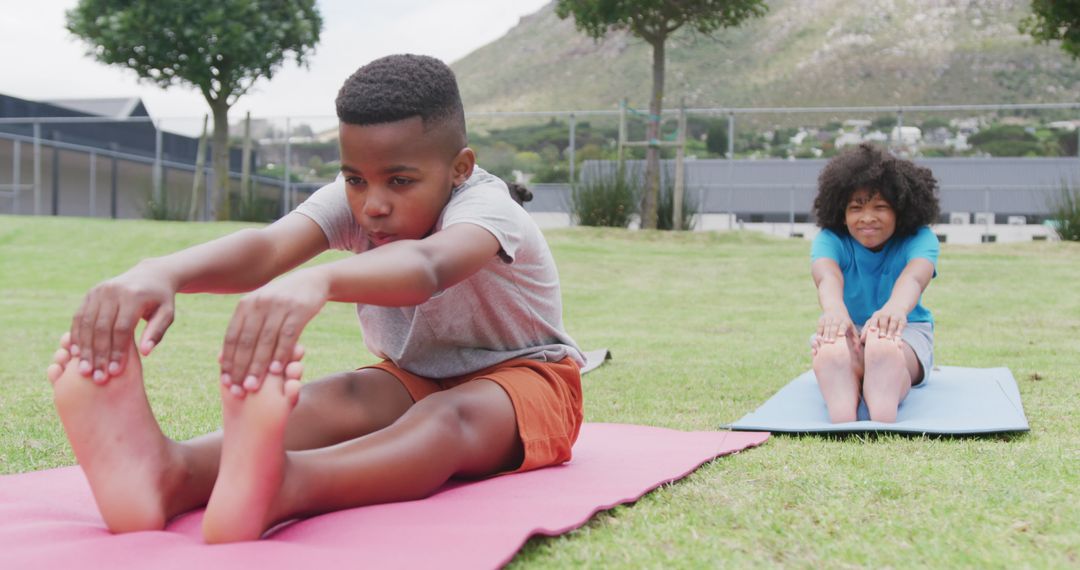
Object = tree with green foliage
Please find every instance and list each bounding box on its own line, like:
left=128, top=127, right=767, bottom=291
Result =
left=705, top=118, right=729, bottom=156
left=968, top=125, right=1041, bottom=157
left=67, top=0, right=322, bottom=220
left=1021, top=1, right=1080, bottom=59
left=555, top=0, right=767, bottom=229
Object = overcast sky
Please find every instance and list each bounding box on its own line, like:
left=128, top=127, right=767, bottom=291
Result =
left=1, top=0, right=551, bottom=129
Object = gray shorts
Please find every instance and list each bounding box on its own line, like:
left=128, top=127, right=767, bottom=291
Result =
left=810, top=321, right=935, bottom=385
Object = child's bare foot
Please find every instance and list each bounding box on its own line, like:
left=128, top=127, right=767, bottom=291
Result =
left=49, top=333, right=187, bottom=533
left=202, top=361, right=303, bottom=543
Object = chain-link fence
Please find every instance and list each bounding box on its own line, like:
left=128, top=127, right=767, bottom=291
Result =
left=2, top=102, right=1079, bottom=224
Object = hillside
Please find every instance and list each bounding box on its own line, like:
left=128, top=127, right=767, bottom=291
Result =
left=451, top=0, right=1080, bottom=113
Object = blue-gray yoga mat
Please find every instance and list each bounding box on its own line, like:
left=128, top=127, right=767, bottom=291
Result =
left=727, top=366, right=1029, bottom=434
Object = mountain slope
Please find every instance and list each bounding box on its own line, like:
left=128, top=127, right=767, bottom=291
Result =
left=451, top=0, right=1080, bottom=112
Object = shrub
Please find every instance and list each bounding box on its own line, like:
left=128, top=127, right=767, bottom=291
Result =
left=571, top=164, right=638, bottom=228
left=230, top=193, right=280, bottom=223
left=969, top=125, right=1041, bottom=156
left=657, top=168, right=699, bottom=231
left=1049, top=180, right=1080, bottom=241
left=141, top=188, right=188, bottom=221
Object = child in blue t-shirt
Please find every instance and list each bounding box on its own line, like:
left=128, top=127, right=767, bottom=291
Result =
left=809, top=143, right=941, bottom=423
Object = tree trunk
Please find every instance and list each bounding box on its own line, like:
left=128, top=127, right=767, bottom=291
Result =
left=241, top=111, right=253, bottom=217
left=188, top=114, right=209, bottom=221
left=642, top=36, right=666, bottom=230
left=209, top=99, right=231, bottom=221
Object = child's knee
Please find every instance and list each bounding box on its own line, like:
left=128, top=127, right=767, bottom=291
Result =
left=408, top=391, right=471, bottom=438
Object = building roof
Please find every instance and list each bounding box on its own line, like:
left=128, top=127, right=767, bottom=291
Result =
left=43, top=97, right=148, bottom=119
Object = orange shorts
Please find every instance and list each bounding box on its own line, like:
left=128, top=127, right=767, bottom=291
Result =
left=363, top=357, right=583, bottom=473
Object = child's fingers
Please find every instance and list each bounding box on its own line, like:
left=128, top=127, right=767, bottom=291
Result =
left=75, top=299, right=100, bottom=377
left=219, top=312, right=248, bottom=388
left=268, top=316, right=304, bottom=382
left=284, top=360, right=304, bottom=381
left=244, top=312, right=287, bottom=391
left=108, top=305, right=140, bottom=377
left=888, top=318, right=903, bottom=340
left=90, top=301, right=119, bottom=383
left=232, top=315, right=268, bottom=392
left=140, top=302, right=174, bottom=357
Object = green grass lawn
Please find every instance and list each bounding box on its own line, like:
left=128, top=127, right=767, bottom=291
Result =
left=1, top=215, right=1078, bottom=567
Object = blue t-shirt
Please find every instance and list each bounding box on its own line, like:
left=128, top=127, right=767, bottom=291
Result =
left=810, top=226, right=939, bottom=326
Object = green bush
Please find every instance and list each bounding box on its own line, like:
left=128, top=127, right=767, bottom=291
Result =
left=230, top=193, right=280, bottom=223
left=1058, top=130, right=1078, bottom=157
left=141, top=188, right=189, bottom=221
left=969, top=125, right=1041, bottom=156
left=143, top=198, right=189, bottom=221
left=657, top=169, right=699, bottom=231
left=1049, top=180, right=1080, bottom=241
left=705, top=119, right=729, bottom=156
left=571, top=165, right=639, bottom=228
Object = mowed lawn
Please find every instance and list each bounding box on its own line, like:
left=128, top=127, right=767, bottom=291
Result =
left=1, top=215, right=1078, bottom=567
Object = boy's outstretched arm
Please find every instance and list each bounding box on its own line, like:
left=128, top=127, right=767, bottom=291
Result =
left=862, top=259, right=934, bottom=340
left=812, top=258, right=854, bottom=344
left=220, top=223, right=501, bottom=393
left=70, top=214, right=328, bottom=383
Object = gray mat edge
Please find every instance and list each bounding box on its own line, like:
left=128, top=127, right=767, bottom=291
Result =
left=725, top=365, right=1031, bottom=435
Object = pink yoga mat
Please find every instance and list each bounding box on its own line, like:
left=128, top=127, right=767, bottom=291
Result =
left=0, top=423, right=767, bottom=569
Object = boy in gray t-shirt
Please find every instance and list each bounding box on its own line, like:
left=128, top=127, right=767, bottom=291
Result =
left=48, top=54, right=584, bottom=543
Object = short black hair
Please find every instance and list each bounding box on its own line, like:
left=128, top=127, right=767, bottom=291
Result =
left=813, top=143, right=940, bottom=237
left=335, top=54, right=466, bottom=150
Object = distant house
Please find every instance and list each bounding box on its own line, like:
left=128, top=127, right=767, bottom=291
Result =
left=0, top=92, right=243, bottom=169
left=864, top=130, right=889, bottom=143
left=834, top=132, right=863, bottom=148
left=890, top=126, right=922, bottom=146
left=923, top=127, right=952, bottom=146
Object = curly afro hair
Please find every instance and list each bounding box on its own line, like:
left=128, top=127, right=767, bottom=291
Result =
left=503, top=181, right=533, bottom=206
left=335, top=54, right=466, bottom=150
left=813, top=142, right=940, bottom=238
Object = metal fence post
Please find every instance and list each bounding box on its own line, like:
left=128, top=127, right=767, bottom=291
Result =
left=896, top=108, right=904, bottom=152
left=33, top=121, right=41, bottom=215
left=727, top=111, right=735, bottom=159
left=51, top=131, right=60, bottom=216
left=284, top=117, right=292, bottom=215
left=89, top=150, right=97, bottom=217
left=110, top=144, right=118, bottom=219
left=789, top=187, right=795, bottom=236
left=12, top=140, right=20, bottom=214
left=727, top=111, right=735, bottom=229
left=617, top=99, right=627, bottom=167
left=673, top=102, right=686, bottom=230
left=568, top=113, right=576, bottom=183
left=153, top=121, right=163, bottom=205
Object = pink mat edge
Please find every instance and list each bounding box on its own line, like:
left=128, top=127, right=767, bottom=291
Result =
left=494, top=429, right=769, bottom=567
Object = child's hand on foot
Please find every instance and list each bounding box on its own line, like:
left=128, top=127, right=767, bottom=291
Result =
left=69, top=267, right=177, bottom=384
left=862, top=307, right=907, bottom=342
left=219, top=345, right=304, bottom=399
left=219, top=270, right=328, bottom=396
left=817, top=309, right=854, bottom=345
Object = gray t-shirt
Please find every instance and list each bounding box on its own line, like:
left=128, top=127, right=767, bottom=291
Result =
left=295, top=166, right=584, bottom=378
